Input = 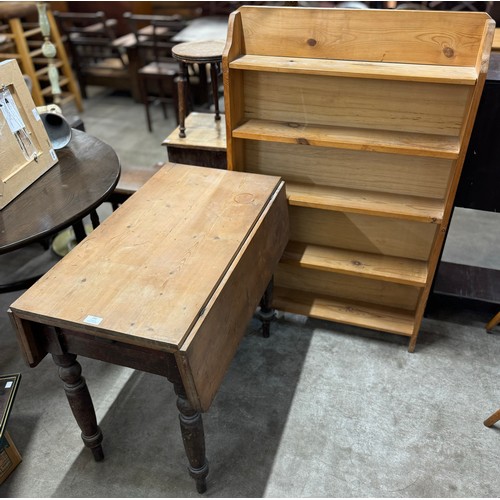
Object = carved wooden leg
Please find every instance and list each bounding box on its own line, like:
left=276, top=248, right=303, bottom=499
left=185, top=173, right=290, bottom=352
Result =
left=167, top=363, right=208, bottom=493
left=52, top=353, right=104, bottom=461
left=176, top=62, right=187, bottom=138
left=210, top=62, right=220, bottom=121
left=258, top=277, right=275, bottom=338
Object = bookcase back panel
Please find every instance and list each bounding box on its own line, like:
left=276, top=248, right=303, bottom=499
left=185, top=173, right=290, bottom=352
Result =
left=237, top=7, right=488, bottom=67
left=243, top=141, right=453, bottom=199
left=289, top=206, right=436, bottom=261
left=276, top=263, right=420, bottom=311
left=243, top=71, right=470, bottom=136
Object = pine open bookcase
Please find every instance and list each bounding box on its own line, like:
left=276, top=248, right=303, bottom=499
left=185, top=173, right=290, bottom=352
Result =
left=222, top=6, right=495, bottom=352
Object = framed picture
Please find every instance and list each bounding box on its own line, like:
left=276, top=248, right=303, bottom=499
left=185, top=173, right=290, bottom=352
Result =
left=0, top=59, right=58, bottom=209
left=0, top=373, right=21, bottom=439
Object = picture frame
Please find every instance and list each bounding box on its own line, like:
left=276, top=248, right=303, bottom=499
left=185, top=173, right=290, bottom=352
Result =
left=0, top=59, right=58, bottom=209
left=0, top=373, right=21, bottom=440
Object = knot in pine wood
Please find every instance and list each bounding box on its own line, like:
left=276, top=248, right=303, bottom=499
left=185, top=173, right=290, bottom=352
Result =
left=443, top=46, right=454, bottom=58
left=307, top=38, right=317, bottom=46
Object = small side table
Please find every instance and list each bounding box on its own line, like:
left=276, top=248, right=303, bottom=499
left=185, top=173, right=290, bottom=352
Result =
left=9, top=163, right=289, bottom=493
left=172, top=40, right=225, bottom=138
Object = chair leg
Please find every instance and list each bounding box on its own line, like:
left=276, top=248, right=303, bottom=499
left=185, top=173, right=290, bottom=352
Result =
left=210, top=62, right=220, bottom=121
left=139, top=75, right=152, bottom=133
left=484, top=408, right=500, bottom=427
left=486, top=311, right=500, bottom=332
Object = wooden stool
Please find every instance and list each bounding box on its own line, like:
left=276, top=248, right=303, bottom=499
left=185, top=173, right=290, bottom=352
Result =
left=172, top=40, right=225, bottom=138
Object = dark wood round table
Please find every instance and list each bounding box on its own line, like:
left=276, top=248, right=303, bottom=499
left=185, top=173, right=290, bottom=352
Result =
left=0, top=129, right=120, bottom=290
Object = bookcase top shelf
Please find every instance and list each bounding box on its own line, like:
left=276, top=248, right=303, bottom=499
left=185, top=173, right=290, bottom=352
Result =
left=224, top=6, right=494, bottom=68
left=229, top=55, right=478, bottom=85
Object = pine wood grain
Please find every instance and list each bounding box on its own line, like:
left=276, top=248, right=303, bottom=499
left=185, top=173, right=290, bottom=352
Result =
left=243, top=141, right=452, bottom=199
left=236, top=6, right=489, bottom=67
left=275, top=263, right=420, bottom=311
left=162, top=112, right=226, bottom=151
left=224, top=6, right=493, bottom=349
left=243, top=71, right=470, bottom=137
left=230, top=54, right=477, bottom=85
left=289, top=206, right=436, bottom=262
left=10, top=164, right=283, bottom=352
left=285, top=181, right=444, bottom=223
left=281, top=241, right=428, bottom=287
left=234, top=119, right=460, bottom=159
left=177, top=182, right=289, bottom=411
left=273, top=286, right=414, bottom=336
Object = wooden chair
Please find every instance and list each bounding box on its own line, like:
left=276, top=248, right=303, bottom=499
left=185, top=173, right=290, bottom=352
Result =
left=53, top=11, right=130, bottom=99
left=124, top=13, right=187, bottom=132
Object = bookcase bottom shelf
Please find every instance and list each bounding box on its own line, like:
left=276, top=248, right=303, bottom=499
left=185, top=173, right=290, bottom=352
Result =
left=272, top=286, right=415, bottom=337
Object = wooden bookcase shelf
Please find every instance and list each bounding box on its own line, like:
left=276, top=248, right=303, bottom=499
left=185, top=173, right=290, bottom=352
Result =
left=232, top=119, right=460, bottom=159
left=273, top=287, right=415, bottom=337
left=223, top=6, right=494, bottom=351
left=285, top=182, right=444, bottom=223
left=281, top=242, right=428, bottom=287
left=229, top=54, right=478, bottom=85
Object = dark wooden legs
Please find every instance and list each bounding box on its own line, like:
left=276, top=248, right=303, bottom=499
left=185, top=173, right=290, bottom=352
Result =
left=210, top=62, right=220, bottom=122
left=259, top=277, right=275, bottom=338
left=52, top=353, right=104, bottom=461
left=51, top=351, right=208, bottom=492
left=176, top=63, right=188, bottom=138
left=168, top=363, right=209, bottom=493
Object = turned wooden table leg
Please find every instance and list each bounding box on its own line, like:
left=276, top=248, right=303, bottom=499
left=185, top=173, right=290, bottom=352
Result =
left=52, top=353, right=104, bottom=461
left=167, top=363, right=208, bottom=493
left=176, top=63, right=188, bottom=138
left=259, top=277, right=275, bottom=338
left=210, top=62, right=220, bottom=121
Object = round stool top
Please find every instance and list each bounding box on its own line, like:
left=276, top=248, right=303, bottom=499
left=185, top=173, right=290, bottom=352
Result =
left=172, top=40, right=225, bottom=64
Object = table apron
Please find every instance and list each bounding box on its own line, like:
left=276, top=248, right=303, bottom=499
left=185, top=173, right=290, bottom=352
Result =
left=38, top=323, right=176, bottom=378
